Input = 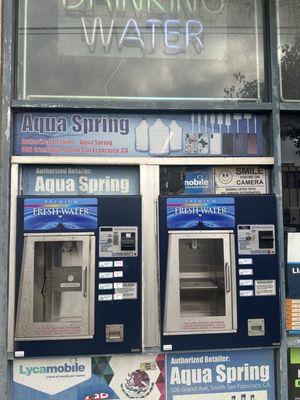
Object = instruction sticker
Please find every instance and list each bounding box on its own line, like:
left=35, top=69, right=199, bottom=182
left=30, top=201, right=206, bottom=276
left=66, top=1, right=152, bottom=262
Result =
left=114, top=260, right=124, bottom=267
left=98, top=283, right=113, bottom=290
left=98, top=294, right=113, bottom=301
left=114, top=282, right=137, bottom=300
left=238, top=258, right=253, bottom=265
left=239, top=280, right=253, bottom=286
left=239, top=290, right=254, bottom=297
left=99, top=261, right=113, bottom=268
left=99, top=272, right=113, bottom=279
left=255, top=280, right=276, bottom=296
left=239, top=269, right=253, bottom=276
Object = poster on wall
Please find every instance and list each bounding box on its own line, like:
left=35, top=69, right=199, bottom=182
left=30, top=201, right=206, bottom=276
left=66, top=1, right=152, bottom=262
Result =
left=13, top=354, right=165, bottom=399
left=21, top=165, right=140, bottom=195
left=165, top=349, right=276, bottom=400
left=14, top=112, right=265, bottom=157
left=12, top=350, right=275, bottom=400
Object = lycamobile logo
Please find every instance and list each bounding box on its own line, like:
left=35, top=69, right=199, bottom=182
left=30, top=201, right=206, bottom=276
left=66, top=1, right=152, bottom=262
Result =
left=185, top=177, right=209, bottom=187
left=19, top=362, right=85, bottom=376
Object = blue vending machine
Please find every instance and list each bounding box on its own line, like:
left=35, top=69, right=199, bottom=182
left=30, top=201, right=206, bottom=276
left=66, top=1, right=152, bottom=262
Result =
left=159, top=195, right=280, bottom=351
left=14, top=195, right=142, bottom=357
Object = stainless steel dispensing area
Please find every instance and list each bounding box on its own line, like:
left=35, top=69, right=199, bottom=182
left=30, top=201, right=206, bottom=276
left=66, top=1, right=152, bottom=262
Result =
left=164, top=231, right=236, bottom=336
left=15, top=233, right=95, bottom=341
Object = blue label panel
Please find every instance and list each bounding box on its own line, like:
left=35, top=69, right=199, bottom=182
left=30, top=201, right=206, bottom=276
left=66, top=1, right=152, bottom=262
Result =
left=167, top=197, right=235, bottom=229
left=184, top=169, right=213, bottom=194
left=287, top=262, right=300, bottom=298
left=22, top=165, right=140, bottom=196
left=24, top=198, right=98, bottom=230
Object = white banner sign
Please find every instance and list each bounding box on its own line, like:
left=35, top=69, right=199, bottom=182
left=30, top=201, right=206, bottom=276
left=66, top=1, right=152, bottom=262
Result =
left=215, top=167, right=268, bottom=194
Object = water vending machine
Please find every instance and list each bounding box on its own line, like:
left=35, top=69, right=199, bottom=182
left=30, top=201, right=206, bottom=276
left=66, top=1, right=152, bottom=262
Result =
left=159, top=195, right=280, bottom=351
left=14, top=196, right=142, bottom=357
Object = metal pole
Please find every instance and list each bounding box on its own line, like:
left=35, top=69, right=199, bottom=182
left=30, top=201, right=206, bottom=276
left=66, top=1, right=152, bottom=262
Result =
left=1, top=0, right=14, bottom=397
left=268, top=0, right=288, bottom=399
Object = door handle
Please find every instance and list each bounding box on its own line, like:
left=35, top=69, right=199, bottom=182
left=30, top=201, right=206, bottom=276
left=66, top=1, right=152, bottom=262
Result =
left=83, top=266, right=88, bottom=297
left=225, top=262, right=231, bottom=293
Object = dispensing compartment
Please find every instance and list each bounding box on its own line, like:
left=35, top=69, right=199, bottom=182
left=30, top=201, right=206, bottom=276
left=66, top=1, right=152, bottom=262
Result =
left=15, top=233, right=95, bottom=341
left=164, top=231, right=237, bottom=335
left=179, top=238, right=226, bottom=318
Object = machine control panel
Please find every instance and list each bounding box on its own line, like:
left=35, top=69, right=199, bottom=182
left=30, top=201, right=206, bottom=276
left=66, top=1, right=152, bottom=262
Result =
left=99, top=226, right=138, bottom=257
left=238, top=225, right=275, bottom=255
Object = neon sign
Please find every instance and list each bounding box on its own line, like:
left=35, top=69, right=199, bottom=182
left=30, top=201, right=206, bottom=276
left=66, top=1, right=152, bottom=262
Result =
left=63, top=0, right=224, bottom=14
left=81, top=18, right=203, bottom=54
left=61, top=0, right=225, bottom=55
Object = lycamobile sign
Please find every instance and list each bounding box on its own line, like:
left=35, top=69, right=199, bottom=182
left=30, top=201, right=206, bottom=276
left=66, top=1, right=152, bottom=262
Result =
left=13, top=357, right=91, bottom=395
left=19, top=362, right=85, bottom=376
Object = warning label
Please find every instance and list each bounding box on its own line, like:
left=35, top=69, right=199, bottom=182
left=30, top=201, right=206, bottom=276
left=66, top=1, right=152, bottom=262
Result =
left=255, top=280, right=276, bottom=296
left=114, top=282, right=137, bottom=300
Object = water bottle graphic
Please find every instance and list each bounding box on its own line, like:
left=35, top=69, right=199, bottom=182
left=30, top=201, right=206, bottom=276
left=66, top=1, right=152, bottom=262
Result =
left=198, top=113, right=208, bottom=154
left=135, top=119, right=149, bottom=152
left=185, top=114, right=197, bottom=154
left=149, top=118, right=170, bottom=155
left=250, top=394, right=256, bottom=400
left=169, top=120, right=183, bottom=151
left=241, top=394, right=246, bottom=400
left=231, top=396, right=236, bottom=400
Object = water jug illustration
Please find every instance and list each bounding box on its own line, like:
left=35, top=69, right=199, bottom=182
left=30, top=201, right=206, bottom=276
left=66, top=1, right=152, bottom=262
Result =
left=135, top=119, right=149, bottom=152
left=149, top=118, right=170, bottom=155
left=169, top=120, right=183, bottom=151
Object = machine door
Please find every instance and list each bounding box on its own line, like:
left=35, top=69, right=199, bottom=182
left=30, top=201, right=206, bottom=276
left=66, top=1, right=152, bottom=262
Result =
left=164, top=231, right=236, bottom=335
left=15, top=233, right=95, bottom=341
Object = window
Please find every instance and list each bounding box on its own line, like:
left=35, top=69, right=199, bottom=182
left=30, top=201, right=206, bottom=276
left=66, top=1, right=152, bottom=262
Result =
left=17, top=0, right=265, bottom=101
left=278, top=0, right=300, bottom=102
